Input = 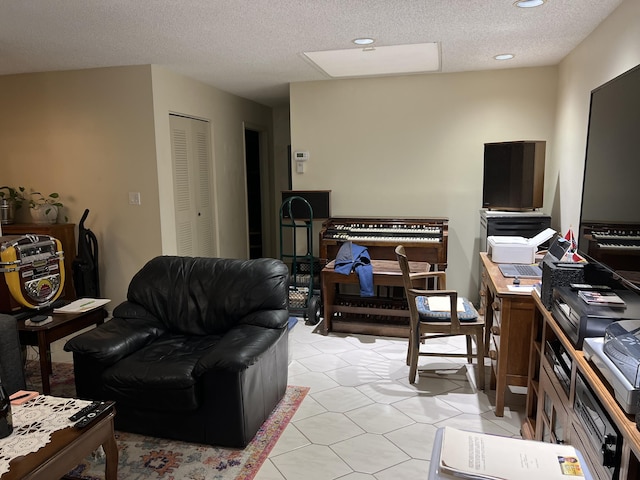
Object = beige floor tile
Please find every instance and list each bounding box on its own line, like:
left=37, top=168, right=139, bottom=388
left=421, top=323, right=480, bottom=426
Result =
left=345, top=403, right=414, bottom=434
left=384, top=423, right=440, bottom=460
left=323, top=365, right=382, bottom=387
left=331, top=433, right=411, bottom=474
left=271, top=444, right=352, bottom=480
left=311, top=385, right=375, bottom=413
left=373, top=458, right=431, bottom=479
left=295, top=411, right=365, bottom=445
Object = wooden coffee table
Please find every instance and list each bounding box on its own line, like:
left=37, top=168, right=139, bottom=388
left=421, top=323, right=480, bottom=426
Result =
left=17, top=308, right=107, bottom=394
left=1, top=410, right=118, bottom=480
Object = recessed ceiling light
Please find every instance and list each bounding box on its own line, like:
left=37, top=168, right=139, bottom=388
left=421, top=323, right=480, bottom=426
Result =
left=514, top=0, right=545, bottom=7
left=494, top=54, right=515, bottom=61
left=353, top=38, right=375, bottom=45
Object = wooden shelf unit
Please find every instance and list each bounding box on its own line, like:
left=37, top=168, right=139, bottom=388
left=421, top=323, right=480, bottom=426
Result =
left=524, top=292, right=640, bottom=480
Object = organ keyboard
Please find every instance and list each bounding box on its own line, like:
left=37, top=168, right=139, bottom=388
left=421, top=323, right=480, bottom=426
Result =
left=319, top=217, right=448, bottom=268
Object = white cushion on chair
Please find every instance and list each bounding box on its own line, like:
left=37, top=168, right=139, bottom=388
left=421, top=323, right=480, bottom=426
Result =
left=415, top=297, right=478, bottom=322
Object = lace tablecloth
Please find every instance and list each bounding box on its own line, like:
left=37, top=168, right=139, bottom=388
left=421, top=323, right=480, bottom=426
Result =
left=0, top=395, right=91, bottom=477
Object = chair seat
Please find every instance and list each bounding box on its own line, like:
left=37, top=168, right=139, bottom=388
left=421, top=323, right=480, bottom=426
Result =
left=102, top=334, right=221, bottom=411
left=415, top=296, right=478, bottom=322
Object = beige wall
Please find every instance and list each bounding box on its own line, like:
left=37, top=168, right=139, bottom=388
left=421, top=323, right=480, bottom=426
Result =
left=551, top=0, right=640, bottom=234
left=150, top=66, right=274, bottom=259
left=0, top=66, right=160, bottom=309
left=0, top=65, right=276, bottom=309
left=290, top=68, right=559, bottom=299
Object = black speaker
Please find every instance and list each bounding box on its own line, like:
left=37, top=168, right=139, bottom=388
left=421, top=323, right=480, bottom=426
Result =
left=482, top=141, right=545, bottom=211
left=281, top=190, right=331, bottom=219
left=541, top=260, right=585, bottom=310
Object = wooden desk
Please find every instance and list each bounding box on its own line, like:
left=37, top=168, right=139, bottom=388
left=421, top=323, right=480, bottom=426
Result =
left=2, top=411, right=117, bottom=480
left=321, top=259, right=430, bottom=337
left=17, top=308, right=106, bottom=394
left=479, top=252, right=539, bottom=416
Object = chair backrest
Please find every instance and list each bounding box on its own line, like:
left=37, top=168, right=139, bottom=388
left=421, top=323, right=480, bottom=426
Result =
left=395, top=245, right=462, bottom=332
left=126, top=256, right=290, bottom=335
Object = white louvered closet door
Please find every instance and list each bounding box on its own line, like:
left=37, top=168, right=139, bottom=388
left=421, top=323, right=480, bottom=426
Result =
left=170, top=114, right=216, bottom=257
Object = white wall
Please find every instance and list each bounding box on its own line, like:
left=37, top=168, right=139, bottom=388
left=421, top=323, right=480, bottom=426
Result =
left=290, top=68, right=558, bottom=299
left=551, top=0, right=640, bottom=234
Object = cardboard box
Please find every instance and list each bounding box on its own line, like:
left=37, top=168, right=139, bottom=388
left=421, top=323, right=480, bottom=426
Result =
left=488, top=228, right=555, bottom=264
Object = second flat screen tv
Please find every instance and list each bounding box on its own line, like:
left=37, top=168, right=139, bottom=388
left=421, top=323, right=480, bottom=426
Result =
left=482, top=140, right=546, bottom=211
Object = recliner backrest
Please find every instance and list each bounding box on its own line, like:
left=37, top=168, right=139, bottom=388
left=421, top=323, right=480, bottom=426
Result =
left=126, top=256, right=289, bottom=335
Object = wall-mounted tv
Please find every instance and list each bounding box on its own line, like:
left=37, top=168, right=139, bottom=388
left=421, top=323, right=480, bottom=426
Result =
left=578, top=63, right=640, bottom=293
left=482, top=140, right=545, bottom=211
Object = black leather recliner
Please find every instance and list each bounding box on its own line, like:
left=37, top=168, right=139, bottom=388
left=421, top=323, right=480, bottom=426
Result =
left=64, top=256, right=290, bottom=448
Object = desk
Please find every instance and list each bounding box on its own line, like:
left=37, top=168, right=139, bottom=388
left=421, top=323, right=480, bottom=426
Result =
left=2, top=410, right=117, bottom=480
left=479, top=252, right=539, bottom=416
left=17, top=308, right=106, bottom=394
left=321, top=259, right=430, bottom=337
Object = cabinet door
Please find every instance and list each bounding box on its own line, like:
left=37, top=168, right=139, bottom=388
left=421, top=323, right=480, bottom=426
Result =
left=538, top=363, right=570, bottom=445
left=170, top=115, right=216, bottom=257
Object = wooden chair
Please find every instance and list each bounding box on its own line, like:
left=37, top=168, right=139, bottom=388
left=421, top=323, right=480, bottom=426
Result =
left=395, top=245, right=485, bottom=388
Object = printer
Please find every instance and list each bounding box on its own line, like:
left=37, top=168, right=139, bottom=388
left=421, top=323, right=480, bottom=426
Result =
left=487, top=227, right=555, bottom=264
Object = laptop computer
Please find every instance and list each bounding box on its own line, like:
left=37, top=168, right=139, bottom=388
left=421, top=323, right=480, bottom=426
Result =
left=498, top=236, right=571, bottom=279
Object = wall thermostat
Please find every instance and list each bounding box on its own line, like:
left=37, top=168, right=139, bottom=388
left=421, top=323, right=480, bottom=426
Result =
left=294, top=151, right=309, bottom=161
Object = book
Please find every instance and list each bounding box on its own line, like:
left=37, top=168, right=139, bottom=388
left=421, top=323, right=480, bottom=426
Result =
left=439, top=427, right=585, bottom=480
left=578, top=290, right=626, bottom=307
left=53, top=298, right=111, bottom=313
left=427, top=297, right=465, bottom=312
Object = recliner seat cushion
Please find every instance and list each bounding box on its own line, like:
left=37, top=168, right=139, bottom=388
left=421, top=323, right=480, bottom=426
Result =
left=102, top=333, right=221, bottom=411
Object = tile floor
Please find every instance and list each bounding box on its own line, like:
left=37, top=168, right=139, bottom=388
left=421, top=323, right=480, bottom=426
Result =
left=255, top=319, right=526, bottom=480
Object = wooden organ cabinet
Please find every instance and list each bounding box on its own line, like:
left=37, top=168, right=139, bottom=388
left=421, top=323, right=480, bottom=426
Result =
left=319, top=217, right=448, bottom=337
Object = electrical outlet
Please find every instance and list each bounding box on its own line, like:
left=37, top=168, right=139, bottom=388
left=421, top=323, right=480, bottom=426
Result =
left=128, top=192, right=141, bottom=205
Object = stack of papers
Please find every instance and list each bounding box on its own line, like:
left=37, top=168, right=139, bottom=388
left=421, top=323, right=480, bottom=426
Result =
left=427, top=297, right=465, bottom=312
left=53, top=298, right=111, bottom=313
left=439, top=427, right=585, bottom=479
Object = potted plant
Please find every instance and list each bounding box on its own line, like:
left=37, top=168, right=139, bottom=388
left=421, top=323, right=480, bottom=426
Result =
left=28, top=191, right=65, bottom=224
left=0, top=186, right=26, bottom=224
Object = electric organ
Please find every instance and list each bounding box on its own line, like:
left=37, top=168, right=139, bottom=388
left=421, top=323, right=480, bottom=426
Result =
left=319, top=217, right=449, bottom=337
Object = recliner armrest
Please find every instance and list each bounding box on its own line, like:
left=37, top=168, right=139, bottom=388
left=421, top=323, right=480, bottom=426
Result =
left=64, top=316, right=165, bottom=366
left=194, top=324, right=285, bottom=375
left=238, top=309, right=289, bottom=329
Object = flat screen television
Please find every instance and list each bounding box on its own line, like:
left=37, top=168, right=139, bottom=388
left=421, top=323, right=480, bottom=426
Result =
left=577, top=63, right=640, bottom=293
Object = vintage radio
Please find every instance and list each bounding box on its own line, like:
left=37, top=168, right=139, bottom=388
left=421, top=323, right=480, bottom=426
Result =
left=0, top=234, right=65, bottom=311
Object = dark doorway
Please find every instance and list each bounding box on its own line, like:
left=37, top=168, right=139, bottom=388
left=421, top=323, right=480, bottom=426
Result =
left=245, top=129, right=262, bottom=258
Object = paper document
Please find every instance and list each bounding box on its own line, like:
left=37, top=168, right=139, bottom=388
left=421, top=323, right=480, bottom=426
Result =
left=53, top=298, right=111, bottom=313
left=439, top=427, right=585, bottom=480
left=427, top=297, right=465, bottom=312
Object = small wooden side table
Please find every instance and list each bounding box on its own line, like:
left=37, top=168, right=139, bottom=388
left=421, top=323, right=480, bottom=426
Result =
left=17, top=308, right=107, bottom=394
left=1, top=410, right=118, bottom=480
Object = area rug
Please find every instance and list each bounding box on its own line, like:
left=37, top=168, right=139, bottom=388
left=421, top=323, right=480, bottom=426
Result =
left=27, top=362, right=309, bottom=480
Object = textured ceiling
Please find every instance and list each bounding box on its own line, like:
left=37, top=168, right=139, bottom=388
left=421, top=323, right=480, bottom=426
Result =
left=0, top=0, right=625, bottom=107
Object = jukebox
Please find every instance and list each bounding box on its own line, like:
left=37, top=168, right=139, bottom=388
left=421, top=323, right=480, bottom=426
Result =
left=0, top=234, right=65, bottom=312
